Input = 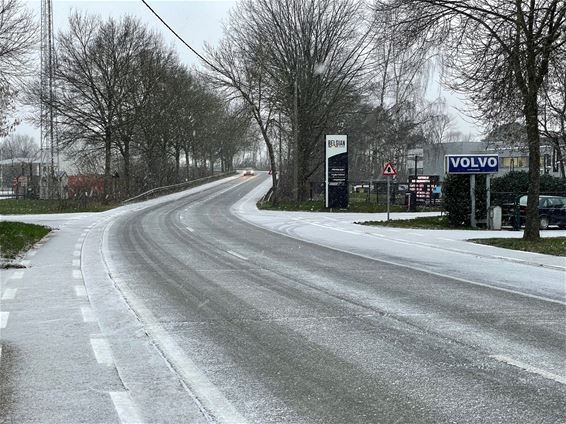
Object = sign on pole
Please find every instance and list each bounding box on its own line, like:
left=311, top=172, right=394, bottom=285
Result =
left=445, top=154, right=499, bottom=228
left=445, top=154, right=499, bottom=174
left=382, top=162, right=397, bottom=177
left=382, top=162, right=397, bottom=221
left=325, top=135, right=348, bottom=208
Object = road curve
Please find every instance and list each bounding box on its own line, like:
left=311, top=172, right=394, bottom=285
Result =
left=105, top=174, right=566, bottom=423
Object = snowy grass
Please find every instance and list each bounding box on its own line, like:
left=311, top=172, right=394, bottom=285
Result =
left=0, top=199, right=116, bottom=215
left=471, top=237, right=566, bottom=256
left=0, top=221, right=50, bottom=259
left=356, top=215, right=472, bottom=229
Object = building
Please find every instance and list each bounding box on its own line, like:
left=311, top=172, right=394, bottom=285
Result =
left=422, top=142, right=562, bottom=181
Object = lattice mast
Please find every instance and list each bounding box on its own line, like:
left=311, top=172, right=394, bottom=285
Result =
left=40, top=0, right=56, bottom=198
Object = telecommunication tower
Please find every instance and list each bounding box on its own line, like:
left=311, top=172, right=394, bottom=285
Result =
left=40, top=0, right=57, bottom=199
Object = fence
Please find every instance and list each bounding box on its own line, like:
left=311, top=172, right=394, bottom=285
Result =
left=308, top=181, right=442, bottom=208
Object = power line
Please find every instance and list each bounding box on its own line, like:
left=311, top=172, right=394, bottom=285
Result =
left=140, top=0, right=221, bottom=73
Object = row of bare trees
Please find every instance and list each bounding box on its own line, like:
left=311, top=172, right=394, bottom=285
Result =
left=35, top=13, right=253, bottom=199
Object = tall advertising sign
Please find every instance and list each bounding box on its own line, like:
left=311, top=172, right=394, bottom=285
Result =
left=325, top=135, right=348, bottom=208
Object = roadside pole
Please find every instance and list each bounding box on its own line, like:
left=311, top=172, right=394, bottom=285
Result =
left=382, top=162, right=397, bottom=221
left=470, top=174, right=476, bottom=228
left=387, top=176, right=390, bottom=221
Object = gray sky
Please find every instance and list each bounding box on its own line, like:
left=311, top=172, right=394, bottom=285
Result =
left=18, top=0, right=482, bottom=141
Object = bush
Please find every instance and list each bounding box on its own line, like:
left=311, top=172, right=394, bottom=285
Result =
left=443, top=174, right=487, bottom=227
left=491, top=171, right=566, bottom=194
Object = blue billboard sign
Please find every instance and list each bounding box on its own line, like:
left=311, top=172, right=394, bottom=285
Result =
left=445, top=154, right=499, bottom=174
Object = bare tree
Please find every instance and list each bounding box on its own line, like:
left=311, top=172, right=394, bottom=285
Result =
left=207, top=0, right=375, bottom=202
left=0, top=0, right=37, bottom=136
left=50, top=13, right=157, bottom=198
left=0, top=133, right=38, bottom=159
left=540, top=51, right=566, bottom=178
left=375, top=0, right=566, bottom=240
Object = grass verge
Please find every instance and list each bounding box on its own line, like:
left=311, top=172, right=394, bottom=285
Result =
left=0, top=221, right=50, bottom=259
left=258, top=199, right=405, bottom=213
left=356, top=215, right=474, bottom=230
left=0, top=199, right=117, bottom=215
left=471, top=237, right=566, bottom=256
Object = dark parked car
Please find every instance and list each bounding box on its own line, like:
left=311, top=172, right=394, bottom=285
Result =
left=505, top=195, right=566, bottom=229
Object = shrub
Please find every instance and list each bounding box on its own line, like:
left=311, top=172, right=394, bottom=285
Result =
left=443, top=174, right=486, bottom=227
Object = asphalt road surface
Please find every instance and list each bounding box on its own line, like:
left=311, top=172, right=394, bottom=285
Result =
left=105, top=174, right=566, bottom=423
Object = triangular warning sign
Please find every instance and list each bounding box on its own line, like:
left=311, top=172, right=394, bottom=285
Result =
left=382, top=162, right=397, bottom=176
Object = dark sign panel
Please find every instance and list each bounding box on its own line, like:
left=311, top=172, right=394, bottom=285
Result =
left=326, top=135, right=348, bottom=208
left=408, top=175, right=439, bottom=205
left=446, top=154, right=499, bottom=174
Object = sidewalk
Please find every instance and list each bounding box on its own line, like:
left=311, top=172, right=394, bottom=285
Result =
left=0, top=178, right=245, bottom=423
left=232, top=179, right=566, bottom=303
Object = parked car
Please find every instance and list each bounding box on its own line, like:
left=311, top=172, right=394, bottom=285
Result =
left=504, top=195, right=566, bottom=229
left=243, top=169, right=255, bottom=176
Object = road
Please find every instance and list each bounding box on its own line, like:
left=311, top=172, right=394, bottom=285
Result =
left=100, top=174, right=565, bottom=423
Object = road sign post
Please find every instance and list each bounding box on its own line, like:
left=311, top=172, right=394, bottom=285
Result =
left=445, top=154, right=499, bottom=228
left=325, top=135, right=348, bottom=209
left=382, top=162, right=398, bottom=221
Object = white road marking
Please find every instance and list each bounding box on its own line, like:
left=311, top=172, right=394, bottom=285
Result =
left=2, top=288, right=17, bottom=300
left=73, top=250, right=81, bottom=257
left=109, top=391, right=143, bottom=424
left=72, top=269, right=82, bottom=279
left=74, top=285, right=87, bottom=297
left=80, top=306, right=97, bottom=323
left=0, top=312, right=9, bottom=329
left=103, top=220, right=247, bottom=424
left=73, top=259, right=81, bottom=267
left=227, top=250, right=248, bottom=261
left=11, top=271, right=24, bottom=280
left=239, top=211, right=566, bottom=306
left=186, top=226, right=194, bottom=232
left=90, top=338, right=114, bottom=365
left=436, top=237, right=456, bottom=242
left=491, top=355, right=566, bottom=385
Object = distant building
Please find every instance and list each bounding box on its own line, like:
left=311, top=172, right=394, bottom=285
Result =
left=422, top=142, right=561, bottom=181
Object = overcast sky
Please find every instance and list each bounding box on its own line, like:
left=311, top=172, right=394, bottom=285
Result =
left=18, top=0, right=482, bottom=142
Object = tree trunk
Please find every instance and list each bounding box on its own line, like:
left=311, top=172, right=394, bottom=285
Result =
left=175, top=147, right=181, bottom=183
left=523, top=95, right=541, bottom=240
left=184, top=148, right=191, bottom=181
left=104, top=130, right=112, bottom=202
left=124, top=140, right=130, bottom=197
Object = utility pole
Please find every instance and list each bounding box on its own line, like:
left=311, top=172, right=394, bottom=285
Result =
left=40, top=0, right=56, bottom=199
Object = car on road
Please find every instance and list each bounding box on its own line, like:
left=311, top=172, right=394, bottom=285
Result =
left=505, top=195, right=566, bottom=229
left=243, top=169, right=255, bottom=176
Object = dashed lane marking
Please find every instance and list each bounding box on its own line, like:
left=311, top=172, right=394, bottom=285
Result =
left=73, top=269, right=82, bottom=279
left=80, top=306, right=97, bottom=323
left=2, top=288, right=17, bottom=300
left=186, top=226, right=194, bottom=232
left=74, top=285, right=87, bottom=297
left=0, top=312, right=9, bottom=329
left=73, top=259, right=81, bottom=267
left=90, top=338, right=114, bottom=365
left=73, top=250, right=81, bottom=257
left=109, top=391, right=143, bottom=424
left=491, top=355, right=566, bottom=386
left=227, top=250, right=248, bottom=261
left=11, top=271, right=24, bottom=280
